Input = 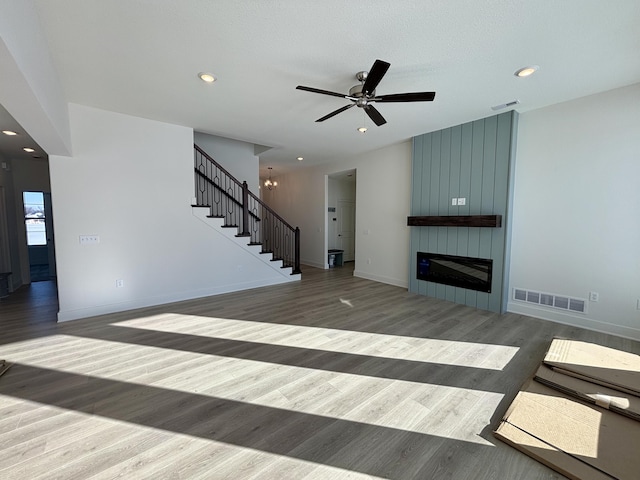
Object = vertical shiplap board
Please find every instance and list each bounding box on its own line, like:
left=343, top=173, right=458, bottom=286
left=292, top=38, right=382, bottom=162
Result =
left=500, top=113, right=518, bottom=313
left=426, top=132, right=439, bottom=297
left=490, top=113, right=515, bottom=312
left=438, top=129, right=452, bottom=300
left=409, top=111, right=515, bottom=313
left=409, top=136, right=424, bottom=292
left=446, top=125, right=462, bottom=302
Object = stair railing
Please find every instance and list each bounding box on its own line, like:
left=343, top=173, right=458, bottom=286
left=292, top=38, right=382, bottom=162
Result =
left=194, top=144, right=301, bottom=274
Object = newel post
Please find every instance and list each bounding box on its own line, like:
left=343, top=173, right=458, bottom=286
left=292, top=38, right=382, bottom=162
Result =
left=241, top=181, right=250, bottom=236
left=293, top=227, right=301, bottom=274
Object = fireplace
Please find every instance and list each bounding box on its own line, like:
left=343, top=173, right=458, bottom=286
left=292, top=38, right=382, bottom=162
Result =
left=417, top=252, right=493, bottom=293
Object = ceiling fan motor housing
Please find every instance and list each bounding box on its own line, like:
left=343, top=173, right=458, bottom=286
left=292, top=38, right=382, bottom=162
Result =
left=349, top=84, right=373, bottom=99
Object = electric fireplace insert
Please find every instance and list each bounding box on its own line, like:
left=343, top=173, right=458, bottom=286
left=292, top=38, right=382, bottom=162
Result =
left=417, top=252, right=493, bottom=293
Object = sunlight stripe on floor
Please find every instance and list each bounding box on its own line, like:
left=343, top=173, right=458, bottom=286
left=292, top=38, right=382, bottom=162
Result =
left=6, top=334, right=502, bottom=446
left=114, top=313, right=519, bottom=370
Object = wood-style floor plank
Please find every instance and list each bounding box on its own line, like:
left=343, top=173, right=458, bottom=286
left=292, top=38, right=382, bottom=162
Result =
left=1, top=264, right=639, bottom=479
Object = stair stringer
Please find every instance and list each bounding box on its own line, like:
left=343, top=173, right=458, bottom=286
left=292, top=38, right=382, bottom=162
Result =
left=192, top=206, right=301, bottom=282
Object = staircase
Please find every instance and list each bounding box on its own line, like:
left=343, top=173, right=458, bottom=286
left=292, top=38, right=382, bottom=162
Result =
left=192, top=144, right=301, bottom=278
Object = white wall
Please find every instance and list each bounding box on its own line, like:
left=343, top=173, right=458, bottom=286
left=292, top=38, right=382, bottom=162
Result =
left=0, top=0, right=71, bottom=156
left=509, top=83, right=640, bottom=340
left=194, top=132, right=259, bottom=193
left=263, top=141, right=412, bottom=287
left=50, top=104, right=298, bottom=322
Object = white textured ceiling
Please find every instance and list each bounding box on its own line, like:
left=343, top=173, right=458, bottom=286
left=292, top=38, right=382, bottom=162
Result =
left=27, top=0, right=640, bottom=174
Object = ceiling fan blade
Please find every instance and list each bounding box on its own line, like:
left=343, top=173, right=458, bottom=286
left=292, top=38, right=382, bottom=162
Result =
left=362, top=59, right=390, bottom=96
left=364, top=105, right=387, bottom=126
left=316, top=104, right=355, bottom=122
left=374, top=92, right=436, bottom=102
left=296, top=85, right=348, bottom=99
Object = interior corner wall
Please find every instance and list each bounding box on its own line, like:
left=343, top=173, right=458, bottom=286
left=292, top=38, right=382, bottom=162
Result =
left=49, top=104, right=297, bottom=322
left=193, top=132, right=259, bottom=194
left=409, top=111, right=516, bottom=313
left=508, top=83, right=640, bottom=340
left=262, top=141, right=412, bottom=287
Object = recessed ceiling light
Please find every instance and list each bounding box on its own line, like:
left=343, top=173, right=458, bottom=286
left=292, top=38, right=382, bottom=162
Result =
left=198, top=72, right=217, bottom=83
left=514, top=65, right=539, bottom=78
left=23, top=147, right=35, bottom=153
left=2, top=130, right=18, bottom=136
left=297, top=157, right=303, bottom=161
left=357, top=127, right=367, bottom=133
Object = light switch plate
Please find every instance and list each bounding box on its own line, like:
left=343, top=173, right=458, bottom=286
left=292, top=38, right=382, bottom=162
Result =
left=79, top=235, right=100, bottom=245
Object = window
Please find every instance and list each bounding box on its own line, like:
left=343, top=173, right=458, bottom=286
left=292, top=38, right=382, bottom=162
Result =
left=23, top=191, right=46, bottom=246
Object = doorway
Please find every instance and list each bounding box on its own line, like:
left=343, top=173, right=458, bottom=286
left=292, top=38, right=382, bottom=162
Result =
left=327, top=170, right=356, bottom=267
left=23, top=191, right=56, bottom=282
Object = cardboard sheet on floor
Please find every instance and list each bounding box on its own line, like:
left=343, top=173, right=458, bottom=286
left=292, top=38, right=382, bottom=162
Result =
left=494, top=422, right=613, bottom=480
left=534, top=364, right=640, bottom=421
left=495, top=380, right=640, bottom=480
left=543, top=338, right=640, bottom=396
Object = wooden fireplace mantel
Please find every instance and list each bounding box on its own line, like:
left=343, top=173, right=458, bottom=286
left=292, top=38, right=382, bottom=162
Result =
left=407, top=215, right=502, bottom=228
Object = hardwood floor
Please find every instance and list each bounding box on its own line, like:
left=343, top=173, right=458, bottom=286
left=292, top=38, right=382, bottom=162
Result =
left=1, top=265, right=638, bottom=479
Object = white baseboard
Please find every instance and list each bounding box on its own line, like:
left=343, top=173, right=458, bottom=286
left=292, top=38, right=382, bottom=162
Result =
left=507, top=301, right=640, bottom=341
left=57, top=276, right=297, bottom=323
left=301, top=259, right=325, bottom=269
left=353, top=270, right=408, bottom=289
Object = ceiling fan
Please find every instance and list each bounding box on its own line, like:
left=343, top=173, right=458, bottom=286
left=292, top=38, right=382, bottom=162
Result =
left=296, top=59, right=436, bottom=127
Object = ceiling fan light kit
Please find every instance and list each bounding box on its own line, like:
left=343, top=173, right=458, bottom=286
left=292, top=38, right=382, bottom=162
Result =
left=296, top=59, right=436, bottom=127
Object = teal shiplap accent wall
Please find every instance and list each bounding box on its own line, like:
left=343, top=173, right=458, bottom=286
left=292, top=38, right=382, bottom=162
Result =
left=409, top=111, right=517, bottom=312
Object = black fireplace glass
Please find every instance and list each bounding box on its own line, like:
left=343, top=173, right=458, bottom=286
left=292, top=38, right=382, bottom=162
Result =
left=417, top=252, right=492, bottom=293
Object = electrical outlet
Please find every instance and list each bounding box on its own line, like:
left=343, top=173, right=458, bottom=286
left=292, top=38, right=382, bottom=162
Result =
left=589, top=292, right=599, bottom=302
left=451, top=198, right=458, bottom=206
left=115, top=279, right=124, bottom=288
left=458, top=197, right=466, bottom=206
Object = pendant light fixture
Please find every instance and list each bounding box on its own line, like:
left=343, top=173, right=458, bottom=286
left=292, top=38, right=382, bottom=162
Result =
left=264, top=167, right=278, bottom=190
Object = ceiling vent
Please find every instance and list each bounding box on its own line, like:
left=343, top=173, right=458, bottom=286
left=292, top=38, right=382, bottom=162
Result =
left=513, top=288, right=586, bottom=314
left=491, top=100, right=520, bottom=111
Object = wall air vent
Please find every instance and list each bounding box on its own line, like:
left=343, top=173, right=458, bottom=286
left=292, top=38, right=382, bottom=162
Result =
left=513, top=288, right=587, bottom=314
